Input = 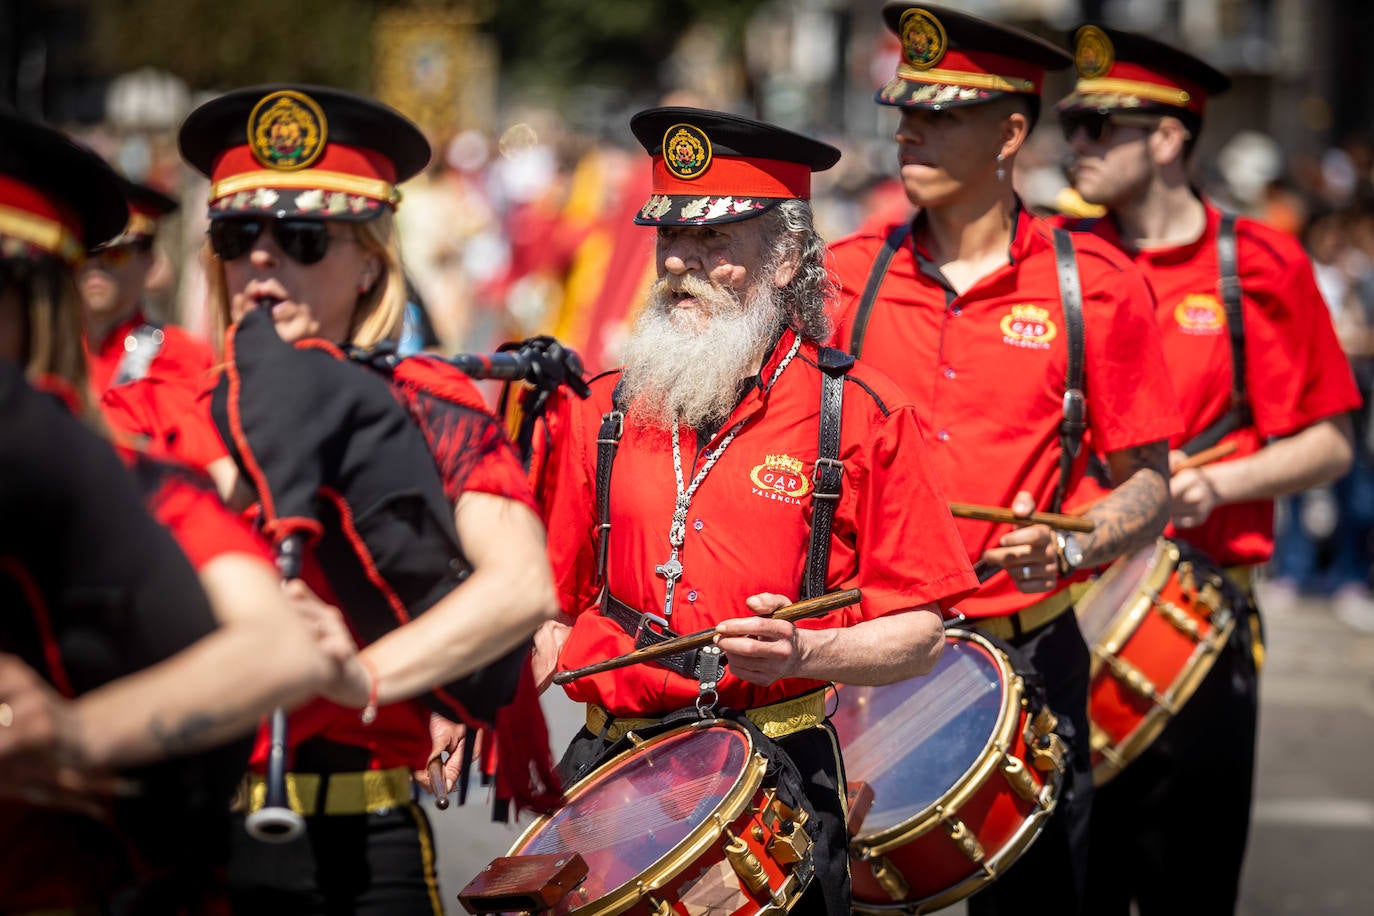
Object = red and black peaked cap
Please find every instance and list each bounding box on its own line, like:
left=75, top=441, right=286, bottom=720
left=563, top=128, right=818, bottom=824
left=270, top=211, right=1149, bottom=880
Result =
left=97, top=177, right=178, bottom=250
left=875, top=3, right=1072, bottom=110
left=178, top=84, right=430, bottom=222
left=631, top=106, right=840, bottom=227
left=0, top=106, right=129, bottom=263
left=1055, top=25, right=1230, bottom=121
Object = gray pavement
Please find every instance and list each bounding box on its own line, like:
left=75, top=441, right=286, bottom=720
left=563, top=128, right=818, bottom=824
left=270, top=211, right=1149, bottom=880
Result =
left=426, top=576, right=1374, bottom=914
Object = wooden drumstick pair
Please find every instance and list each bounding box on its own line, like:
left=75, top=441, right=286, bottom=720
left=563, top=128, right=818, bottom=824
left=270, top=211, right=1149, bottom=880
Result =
left=950, top=440, right=1239, bottom=530
left=954, top=440, right=1239, bottom=583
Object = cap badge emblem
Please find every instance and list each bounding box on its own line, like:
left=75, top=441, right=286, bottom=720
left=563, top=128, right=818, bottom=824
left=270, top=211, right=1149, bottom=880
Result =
left=1074, top=26, right=1114, bottom=80
left=248, top=90, right=328, bottom=171
left=900, top=9, right=947, bottom=70
left=663, top=124, right=712, bottom=180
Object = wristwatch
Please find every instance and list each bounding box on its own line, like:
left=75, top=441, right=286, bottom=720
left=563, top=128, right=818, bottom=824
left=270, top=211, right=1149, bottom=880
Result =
left=1056, top=532, right=1085, bottom=576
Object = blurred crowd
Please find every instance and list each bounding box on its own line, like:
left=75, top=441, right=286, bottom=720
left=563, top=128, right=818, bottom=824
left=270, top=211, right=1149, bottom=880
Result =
left=59, top=108, right=1374, bottom=629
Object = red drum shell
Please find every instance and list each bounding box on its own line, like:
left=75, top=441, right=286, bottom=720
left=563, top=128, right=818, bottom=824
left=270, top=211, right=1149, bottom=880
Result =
left=833, top=628, right=1062, bottom=913
left=1076, top=537, right=1237, bottom=785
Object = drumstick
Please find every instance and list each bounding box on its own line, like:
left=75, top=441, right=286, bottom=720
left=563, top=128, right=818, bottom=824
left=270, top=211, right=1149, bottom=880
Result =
left=551, top=587, right=862, bottom=686
left=948, top=503, right=1096, bottom=533
left=1064, top=440, right=1240, bottom=517
left=428, top=757, right=449, bottom=810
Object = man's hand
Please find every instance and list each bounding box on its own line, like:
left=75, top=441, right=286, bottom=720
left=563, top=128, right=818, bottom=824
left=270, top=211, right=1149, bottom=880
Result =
left=414, top=713, right=472, bottom=799
left=532, top=618, right=572, bottom=693
left=979, top=490, right=1058, bottom=592
left=713, top=593, right=805, bottom=685
left=1168, top=449, right=1222, bottom=529
left=0, top=654, right=130, bottom=816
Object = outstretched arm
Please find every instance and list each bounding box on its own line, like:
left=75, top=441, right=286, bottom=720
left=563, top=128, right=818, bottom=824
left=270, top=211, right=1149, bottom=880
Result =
left=357, top=491, right=560, bottom=704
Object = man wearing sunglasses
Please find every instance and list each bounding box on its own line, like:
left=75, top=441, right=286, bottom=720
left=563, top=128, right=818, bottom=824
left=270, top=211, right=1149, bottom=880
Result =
left=1053, top=24, right=1363, bottom=916
left=828, top=5, right=1182, bottom=913
left=79, top=177, right=214, bottom=396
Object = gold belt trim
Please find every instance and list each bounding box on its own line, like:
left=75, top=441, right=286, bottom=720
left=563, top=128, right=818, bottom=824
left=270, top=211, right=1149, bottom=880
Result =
left=586, top=689, right=828, bottom=743
left=967, top=582, right=1091, bottom=642
left=241, top=766, right=411, bottom=817
left=1224, top=564, right=1254, bottom=595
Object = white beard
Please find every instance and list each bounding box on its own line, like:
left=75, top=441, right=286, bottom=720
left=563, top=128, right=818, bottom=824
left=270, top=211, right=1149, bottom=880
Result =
left=619, top=272, right=783, bottom=430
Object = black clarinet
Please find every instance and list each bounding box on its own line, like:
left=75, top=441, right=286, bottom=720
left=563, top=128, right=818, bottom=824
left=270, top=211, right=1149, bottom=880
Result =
left=244, top=534, right=307, bottom=843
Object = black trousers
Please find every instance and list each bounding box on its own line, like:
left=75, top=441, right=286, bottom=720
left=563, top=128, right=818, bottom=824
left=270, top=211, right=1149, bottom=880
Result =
left=226, top=803, right=442, bottom=916
left=1085, top=603, right=1261, bottom=915
left=966, top=610, right=1095, bottom=916
left=559, top=717, right=850, bottom=916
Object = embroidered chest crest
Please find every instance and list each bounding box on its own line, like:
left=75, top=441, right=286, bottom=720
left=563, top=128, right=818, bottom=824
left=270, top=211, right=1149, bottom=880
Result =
left=1000, top=304, right=1057, bottom=350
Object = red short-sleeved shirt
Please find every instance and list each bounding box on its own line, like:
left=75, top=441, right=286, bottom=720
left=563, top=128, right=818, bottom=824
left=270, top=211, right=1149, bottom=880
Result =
left=84, top=310, right=215, bottom=396
left=102, top=376, right=232, bottom=470
left=828, top=206, right=1182, bottom=618
left=544, top=330, right=979, bottom=718
left=1054, top=205, right=1364, bottom=565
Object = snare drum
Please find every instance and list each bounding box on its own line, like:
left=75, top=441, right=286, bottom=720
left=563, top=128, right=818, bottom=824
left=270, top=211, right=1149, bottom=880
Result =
left=466, top=719, right=813, bottom=915
left=832, top=628, right=1064, bottom=914
left=1076, top=537, right=1237, bottom=786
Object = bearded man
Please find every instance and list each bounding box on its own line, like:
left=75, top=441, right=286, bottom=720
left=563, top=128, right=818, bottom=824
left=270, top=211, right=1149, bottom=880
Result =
left=532, top=107, right=979, bottom=915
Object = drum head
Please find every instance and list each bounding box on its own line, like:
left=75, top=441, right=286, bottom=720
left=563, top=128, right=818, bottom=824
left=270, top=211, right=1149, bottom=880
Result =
left=832, top=633, right=1007, bottom=834
left=1075, top=541, right=1165, bottom=643
left=512, top=723, right=751, bottom=909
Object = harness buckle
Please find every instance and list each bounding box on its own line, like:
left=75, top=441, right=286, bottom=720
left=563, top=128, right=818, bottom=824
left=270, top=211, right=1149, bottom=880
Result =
left=812, top=457, right=844, bottom=499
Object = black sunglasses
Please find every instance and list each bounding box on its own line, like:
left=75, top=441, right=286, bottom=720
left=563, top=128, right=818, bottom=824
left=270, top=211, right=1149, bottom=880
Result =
left=1060, top=112, right=1162, bottom=144
left=208, top=217, right=334, bottom=265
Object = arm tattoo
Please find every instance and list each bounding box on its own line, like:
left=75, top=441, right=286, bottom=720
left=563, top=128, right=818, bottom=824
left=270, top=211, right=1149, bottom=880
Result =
left=150, top=711, right=231, bottom=756
left=1081, top=441, right=1171, bottom=567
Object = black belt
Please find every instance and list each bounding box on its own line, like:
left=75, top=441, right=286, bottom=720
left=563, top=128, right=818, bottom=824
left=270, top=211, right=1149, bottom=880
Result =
left=601, top=594, right=722, bottom=680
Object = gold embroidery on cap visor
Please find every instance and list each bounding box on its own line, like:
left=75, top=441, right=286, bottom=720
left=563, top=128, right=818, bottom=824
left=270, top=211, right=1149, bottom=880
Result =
left=248, top=90, right=328, bottom=171
left=1074, top=25, right=1114, bottom=80
left=900, top=8, right=948, bottom=70
left=662, top=124, right=712, bottom=180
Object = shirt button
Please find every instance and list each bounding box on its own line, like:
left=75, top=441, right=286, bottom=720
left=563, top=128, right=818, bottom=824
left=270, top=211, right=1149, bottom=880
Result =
left=943, top=367, right=956, bottom=379
left=687, top=590, right=698, bottom=602
left=951, top=305, right=962, bottom=316
left=693, top=519, right=704, bottom=531
left=937, top=429, right=950, bottom=441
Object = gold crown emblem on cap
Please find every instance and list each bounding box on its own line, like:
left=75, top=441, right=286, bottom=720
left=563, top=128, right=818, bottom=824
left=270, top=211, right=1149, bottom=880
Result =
left=662, top=124, right=712, bottom=180
left=1074, top=25, right=1114, bottom=80
left=900, top=8, right=948, bottom=70
left=248, top=90, right=328, bottom=172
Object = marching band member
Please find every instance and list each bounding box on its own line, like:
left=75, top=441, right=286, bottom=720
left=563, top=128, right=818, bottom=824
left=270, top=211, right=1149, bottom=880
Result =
left=826, top=5, right=1182, bottom=912
left=164, top=83, right=561, bottom=914
left=80, top=176, right=215, bottom=397
left=534, top=106, right=980, bottom=915
left=1053, top=26, right=1363, bottom=914
left=0, top=105, right=361, bottom=915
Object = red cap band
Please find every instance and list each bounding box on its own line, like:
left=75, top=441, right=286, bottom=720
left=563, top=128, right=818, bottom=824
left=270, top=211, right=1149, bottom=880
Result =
left=650, top=155, right=811, bottom=200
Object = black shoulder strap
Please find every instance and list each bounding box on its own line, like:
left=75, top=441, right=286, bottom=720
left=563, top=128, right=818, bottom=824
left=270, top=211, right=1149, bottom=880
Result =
left=848, top=221, right=912, bottom=359
left=804, top=347, right=852, bottom=599
left=593, top=379, right=627, bottom=588
left=111, top=320, right=166, bottom=388
left=1181, top=212, right=1251, bottom=455
left=1051, top=229, right=1086, bottom=513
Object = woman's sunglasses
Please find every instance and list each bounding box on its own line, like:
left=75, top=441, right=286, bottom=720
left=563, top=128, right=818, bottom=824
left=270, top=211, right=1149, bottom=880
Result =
left=90, top=238, right=154, bottom=267
left=1059, top=112, right=1162, bottom=144
left=208, top=217, right=335, bottom=265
